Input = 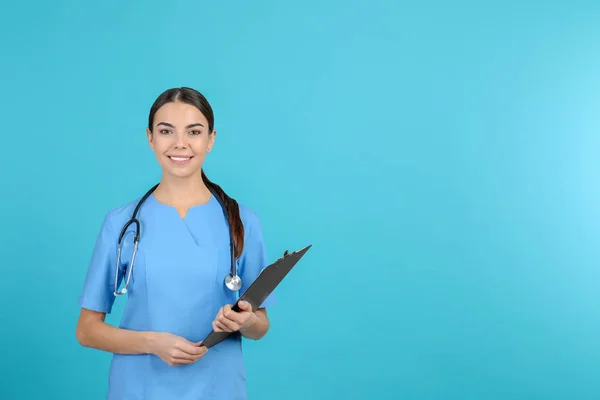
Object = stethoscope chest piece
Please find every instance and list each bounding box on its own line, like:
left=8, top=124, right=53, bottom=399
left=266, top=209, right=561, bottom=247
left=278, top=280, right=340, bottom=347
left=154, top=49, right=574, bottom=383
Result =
left=224, top=273, right=242, bottom=291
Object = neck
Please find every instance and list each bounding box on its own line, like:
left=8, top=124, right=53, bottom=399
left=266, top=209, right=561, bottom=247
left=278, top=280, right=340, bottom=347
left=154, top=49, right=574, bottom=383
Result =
left=154, top=170, right=212, bottom=206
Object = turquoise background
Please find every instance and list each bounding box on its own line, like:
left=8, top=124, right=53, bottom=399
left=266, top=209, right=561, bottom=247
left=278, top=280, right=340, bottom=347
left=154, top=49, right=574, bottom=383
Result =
left=1, top=1, right=599, bottom=399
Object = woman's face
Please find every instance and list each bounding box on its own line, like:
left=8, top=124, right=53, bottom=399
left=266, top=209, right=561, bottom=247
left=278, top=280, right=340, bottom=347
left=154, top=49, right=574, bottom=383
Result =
left=146, top=101, right=215, bottom=179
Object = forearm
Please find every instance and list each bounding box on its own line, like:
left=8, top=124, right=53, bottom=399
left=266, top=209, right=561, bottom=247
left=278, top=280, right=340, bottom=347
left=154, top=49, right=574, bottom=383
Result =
left=240, top=309, right=270, bottom=340
left=77, top=320, right=155, bottom=355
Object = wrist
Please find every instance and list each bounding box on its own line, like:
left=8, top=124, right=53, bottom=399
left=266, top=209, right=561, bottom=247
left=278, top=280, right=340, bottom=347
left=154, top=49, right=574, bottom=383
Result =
left=144, top=331, right=159, bottom=354
left=240, top=313, right=258, bottom=333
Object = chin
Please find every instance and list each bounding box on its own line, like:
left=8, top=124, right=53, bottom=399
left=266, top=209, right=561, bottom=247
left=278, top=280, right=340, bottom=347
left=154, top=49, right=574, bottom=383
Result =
left=165, top=167, right=200, bottom=179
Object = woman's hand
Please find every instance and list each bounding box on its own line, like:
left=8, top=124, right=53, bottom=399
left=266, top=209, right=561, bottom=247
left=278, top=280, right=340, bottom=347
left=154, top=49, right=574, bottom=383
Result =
left=150, top=332, right=208, bottom=366
left=212, top=301, right=257, bottom=333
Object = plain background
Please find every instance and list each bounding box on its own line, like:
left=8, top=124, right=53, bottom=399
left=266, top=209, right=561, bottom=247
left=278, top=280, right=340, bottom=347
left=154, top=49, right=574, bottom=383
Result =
left=1, top=1, right=600, bottom=399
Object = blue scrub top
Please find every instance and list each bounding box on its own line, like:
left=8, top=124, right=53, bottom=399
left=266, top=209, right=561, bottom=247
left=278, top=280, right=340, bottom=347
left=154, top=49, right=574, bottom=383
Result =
left=78, top=193, right=276, bottom=400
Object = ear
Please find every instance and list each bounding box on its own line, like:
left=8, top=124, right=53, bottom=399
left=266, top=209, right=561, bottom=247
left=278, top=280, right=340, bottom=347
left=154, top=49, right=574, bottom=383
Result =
left=208, top=129, right=216, bottom=152
left=146, top=127, right=155, bottom=151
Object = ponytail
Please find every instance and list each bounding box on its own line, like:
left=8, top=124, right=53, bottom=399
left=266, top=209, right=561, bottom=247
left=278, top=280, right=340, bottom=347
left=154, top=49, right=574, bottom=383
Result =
left=201, top=169, right=245, bottom=259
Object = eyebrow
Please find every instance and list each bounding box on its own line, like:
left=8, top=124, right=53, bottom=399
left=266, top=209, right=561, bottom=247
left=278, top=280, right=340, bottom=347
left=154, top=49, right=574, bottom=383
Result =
left=157, top=122, right=204, bottom=129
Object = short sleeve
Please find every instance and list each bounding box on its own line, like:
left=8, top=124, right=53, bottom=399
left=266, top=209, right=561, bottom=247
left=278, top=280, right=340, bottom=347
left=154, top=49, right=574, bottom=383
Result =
left=78, top=212, right=122, bottom=314
left=238, top=212, right=276, bottom=309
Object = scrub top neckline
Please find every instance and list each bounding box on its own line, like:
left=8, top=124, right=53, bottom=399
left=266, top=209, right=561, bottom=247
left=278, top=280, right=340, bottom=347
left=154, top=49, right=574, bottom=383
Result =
left=148, top=192, right=216, bottom=219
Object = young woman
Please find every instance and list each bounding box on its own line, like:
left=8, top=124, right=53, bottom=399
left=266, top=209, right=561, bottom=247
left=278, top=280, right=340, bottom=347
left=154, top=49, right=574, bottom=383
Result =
left=76, top=87, right=275, bottom=399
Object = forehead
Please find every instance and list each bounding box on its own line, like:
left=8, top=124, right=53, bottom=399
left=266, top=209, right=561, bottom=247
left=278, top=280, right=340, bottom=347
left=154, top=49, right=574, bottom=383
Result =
left=154, top=101, right=208, bottom=126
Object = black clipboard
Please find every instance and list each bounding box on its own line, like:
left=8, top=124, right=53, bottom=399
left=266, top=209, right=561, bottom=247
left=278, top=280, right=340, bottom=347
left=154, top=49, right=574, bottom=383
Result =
left=202, top=244, right=312, bottom=348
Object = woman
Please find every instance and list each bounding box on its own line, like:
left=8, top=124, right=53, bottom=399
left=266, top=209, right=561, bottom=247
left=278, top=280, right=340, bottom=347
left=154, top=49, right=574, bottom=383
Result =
left=76, top=87, right=276, bottom=399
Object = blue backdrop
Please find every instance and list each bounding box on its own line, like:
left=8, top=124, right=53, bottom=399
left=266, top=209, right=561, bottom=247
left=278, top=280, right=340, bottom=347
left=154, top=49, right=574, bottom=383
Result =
left=1, top=1, right=599, bottom=399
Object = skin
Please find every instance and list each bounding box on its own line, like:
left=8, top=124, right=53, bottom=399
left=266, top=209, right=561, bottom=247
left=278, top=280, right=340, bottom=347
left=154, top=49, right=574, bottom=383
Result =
left=75, top=100, right=270, bottom=367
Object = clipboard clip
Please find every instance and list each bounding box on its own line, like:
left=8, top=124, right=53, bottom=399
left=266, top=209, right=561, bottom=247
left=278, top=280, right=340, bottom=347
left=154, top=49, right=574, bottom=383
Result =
left=274, top=250, right=290, bottom=264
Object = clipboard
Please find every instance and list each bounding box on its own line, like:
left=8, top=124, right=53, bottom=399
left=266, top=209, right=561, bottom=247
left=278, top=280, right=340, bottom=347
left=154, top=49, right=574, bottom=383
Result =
left=202, top=244, right=312, bottom=348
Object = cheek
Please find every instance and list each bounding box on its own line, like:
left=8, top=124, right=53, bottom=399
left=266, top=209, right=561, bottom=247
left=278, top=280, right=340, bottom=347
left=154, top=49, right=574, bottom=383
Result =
left=192, top=139, right=209, bottom=153
left=193, top=152, right=207, bottom=165
left=152, top=137, right=172, bottom=152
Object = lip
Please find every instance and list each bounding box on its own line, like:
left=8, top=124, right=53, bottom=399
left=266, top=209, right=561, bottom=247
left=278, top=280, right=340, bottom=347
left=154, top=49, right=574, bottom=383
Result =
left=167, top=155, right=194, bottom=165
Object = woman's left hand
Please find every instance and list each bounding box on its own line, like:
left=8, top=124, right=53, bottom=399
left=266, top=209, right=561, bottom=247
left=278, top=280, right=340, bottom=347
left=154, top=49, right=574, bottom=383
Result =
left=212, top=301, right=257, bottom=332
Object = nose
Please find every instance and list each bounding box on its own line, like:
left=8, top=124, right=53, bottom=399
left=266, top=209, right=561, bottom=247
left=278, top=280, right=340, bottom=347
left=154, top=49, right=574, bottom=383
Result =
left=173, top=130, right=188, bottom=148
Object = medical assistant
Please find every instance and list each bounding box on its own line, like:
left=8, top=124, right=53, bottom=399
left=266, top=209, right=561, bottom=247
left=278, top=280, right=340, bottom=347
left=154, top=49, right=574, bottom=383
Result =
left=78, top=192, right=276, bottom=400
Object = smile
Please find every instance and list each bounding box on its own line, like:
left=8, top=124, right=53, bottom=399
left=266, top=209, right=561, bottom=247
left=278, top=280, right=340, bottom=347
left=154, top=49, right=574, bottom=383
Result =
left=168, top=156, right=193, bottom=165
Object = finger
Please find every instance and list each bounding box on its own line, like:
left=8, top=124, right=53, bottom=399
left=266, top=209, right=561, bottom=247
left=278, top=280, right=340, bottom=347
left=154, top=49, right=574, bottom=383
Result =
left=215, top=318, right=237, bottom=332
left=224, top=306, right=248, bottom=325
left=171, top=349, right=197, bottom=361
left=213, top=320, right=233, bottom=332
left=171, top=345, right=207, bottom=364
left=213, top=320, right=225, bottom=332
left=170, top=357, right=195, bottom=366
left=175, top=343, right=199, bottom=356
left=194, top=347, right=207, bottom=360
left=212, top=320, right=221, bottom=332
left=177, top=340, right=206, bottom=356
left=223, top=306, right=252, bottom=326
left=220, top=312, right=242, bottom=330
left=188, top=348, right=206, bottom=362
left=216, top=318, right=235, bottom=331
left=215, top=305, right=227, bottom=319
left=222, top=304, right=232, bottom=319
left=188, top=344, right=207, bottom=356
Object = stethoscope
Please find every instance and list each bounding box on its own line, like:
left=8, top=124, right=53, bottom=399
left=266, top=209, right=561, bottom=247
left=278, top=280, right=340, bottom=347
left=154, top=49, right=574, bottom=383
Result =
left=113, top=183, right=242, bottom=296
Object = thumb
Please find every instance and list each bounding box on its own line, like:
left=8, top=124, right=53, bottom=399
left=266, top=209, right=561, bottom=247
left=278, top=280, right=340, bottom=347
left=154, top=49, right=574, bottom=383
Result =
left=238, top=300, right=252, bottom=312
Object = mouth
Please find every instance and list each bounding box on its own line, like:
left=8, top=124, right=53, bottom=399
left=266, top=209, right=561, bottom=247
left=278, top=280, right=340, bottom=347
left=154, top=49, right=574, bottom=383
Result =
left=167, top=155, right=194, bottom=165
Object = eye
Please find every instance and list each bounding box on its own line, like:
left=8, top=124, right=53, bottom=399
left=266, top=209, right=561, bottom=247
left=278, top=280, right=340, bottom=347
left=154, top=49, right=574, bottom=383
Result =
left=159, top=129, right=171, bottom=135
left=189, top=130, right=202, bottom=135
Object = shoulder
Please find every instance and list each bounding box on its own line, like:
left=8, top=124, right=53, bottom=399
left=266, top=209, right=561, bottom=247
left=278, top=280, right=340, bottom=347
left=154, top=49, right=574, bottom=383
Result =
left=237, top=202, right=262, bottom=234
left=237, top=202, right=267, bottom=257
left=101, top=196, right=146, bottom=231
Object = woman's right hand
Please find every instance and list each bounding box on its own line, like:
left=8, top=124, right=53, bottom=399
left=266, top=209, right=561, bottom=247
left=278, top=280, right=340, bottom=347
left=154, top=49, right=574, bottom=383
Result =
left=150, top=332, right=208, bottom=366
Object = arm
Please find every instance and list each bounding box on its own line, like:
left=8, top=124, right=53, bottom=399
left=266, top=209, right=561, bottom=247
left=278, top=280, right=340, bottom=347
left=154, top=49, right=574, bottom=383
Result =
left=77, top=212, right=207, bottom=366
left=240, top=308, right=270, bottom=340
left=76, top=214, right=154, bottom=355
left=76, top=308, right=207, bottom=366
left=75, top=308, right=154, bottom=354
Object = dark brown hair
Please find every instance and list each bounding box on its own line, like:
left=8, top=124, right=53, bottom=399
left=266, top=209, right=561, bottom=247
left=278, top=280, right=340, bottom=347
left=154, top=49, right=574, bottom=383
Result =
left=147, top=87, right=244, bottom=258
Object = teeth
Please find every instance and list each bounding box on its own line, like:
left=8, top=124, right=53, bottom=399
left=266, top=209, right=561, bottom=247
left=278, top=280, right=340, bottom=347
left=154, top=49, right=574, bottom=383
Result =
left=170, top=157, right=190, bottom=161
